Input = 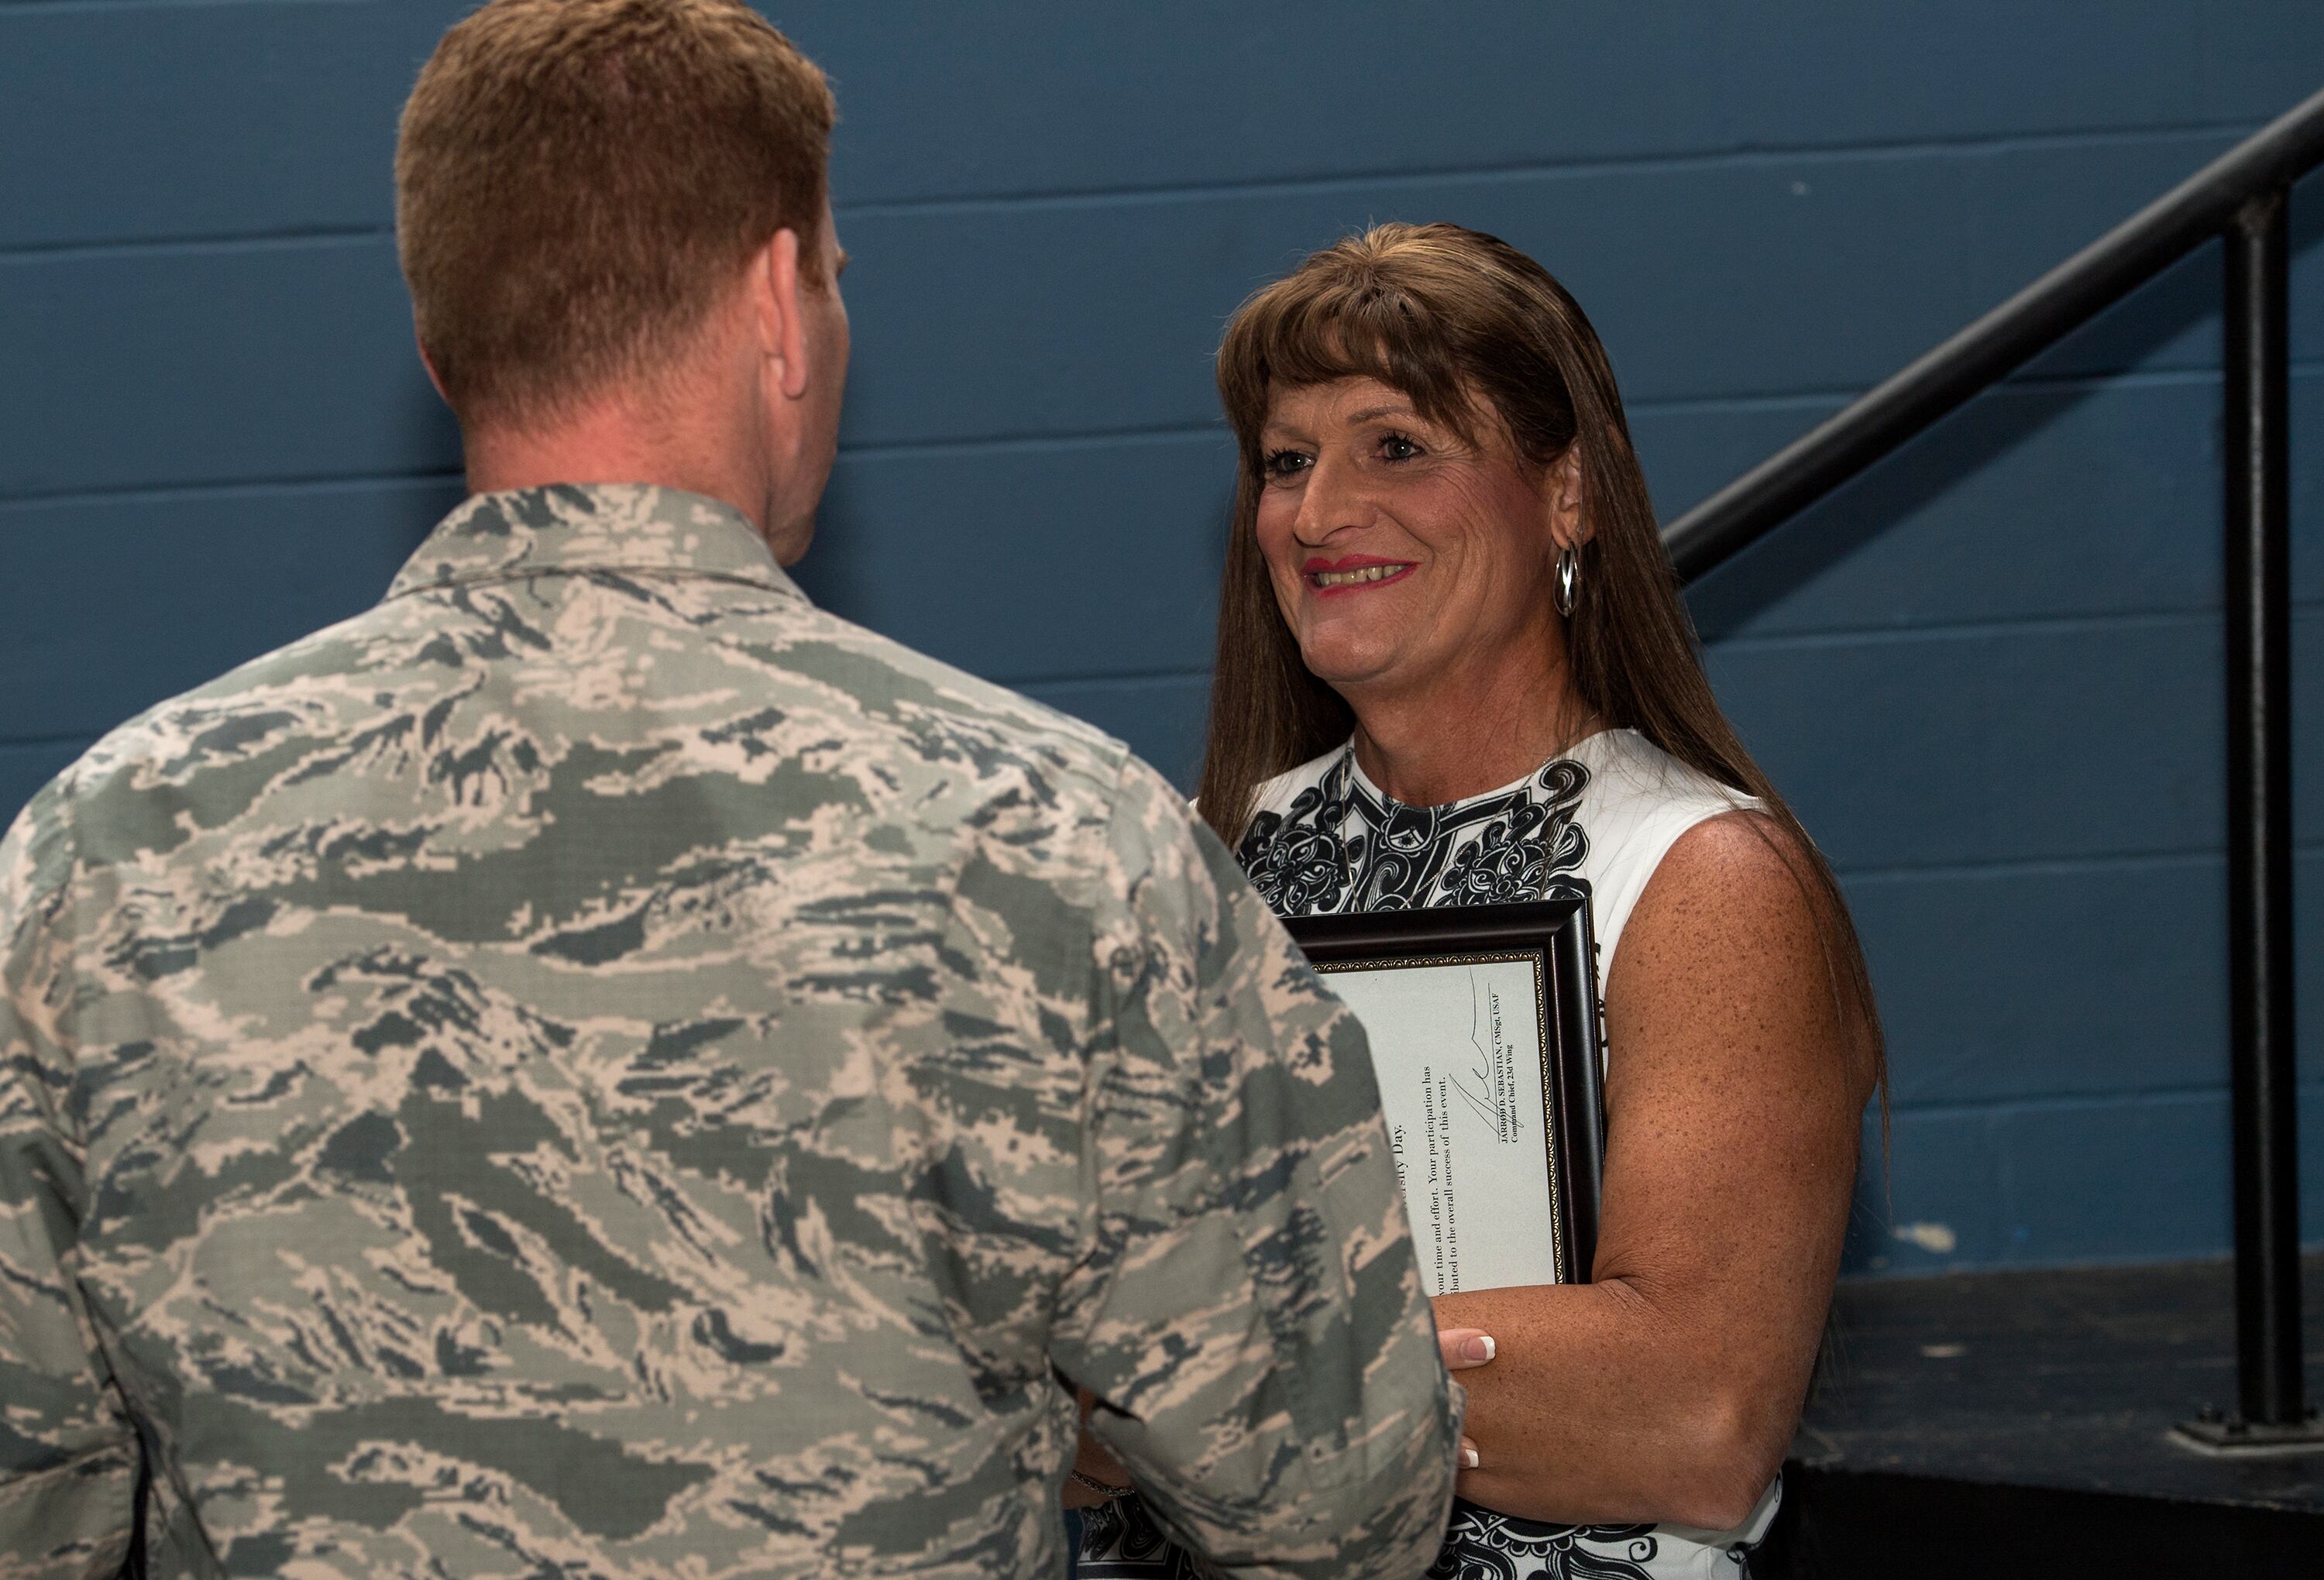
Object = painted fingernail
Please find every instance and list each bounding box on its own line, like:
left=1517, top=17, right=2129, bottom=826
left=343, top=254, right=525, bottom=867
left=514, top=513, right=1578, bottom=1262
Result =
left=1462, top=1334, right=1496, bottom=1363
left=1460, top=1441, right=1480, bottom=1469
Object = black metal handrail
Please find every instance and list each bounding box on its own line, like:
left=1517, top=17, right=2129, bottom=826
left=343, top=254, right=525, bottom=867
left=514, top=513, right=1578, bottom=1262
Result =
left=1662, top=85, right=2324, bottom=1448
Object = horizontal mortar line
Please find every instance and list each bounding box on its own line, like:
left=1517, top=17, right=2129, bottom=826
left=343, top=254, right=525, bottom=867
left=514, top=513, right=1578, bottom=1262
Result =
left=1840, top=843, right=2324, bottom=884
left=0, top=468, right=466, bottom=512
left=0, top=118, right=2278, bottom=258
left=2003, top=359, right=2324, bottom=392
left=837, top=421, right=1226, bottom=462
left=1706, top=605, right=2237, bottom=651
left=1013, top=667, right=1212, bottom=691
left=834, top=120, right=2265, bottom=219
left=1721, top=118, right=2272, bottom=163
left=1632, top=390, right=1858, bottom=419
left=795, top=346, right=2324, bottom=457
left=1633, top=357, right=2324, bottom=421
left=0, top=732, right=101, bottom=753
left=0, top=0, right=370, bottom=15
left=9, top=347, right=2323, bottom=507
left=1833, top=847, right=2244, bottom=884
left=1839, top=1252, right=2324, bottom=1282
left=1885, top=1084, right=2243, bottom=1121
left=0, top=222, right=391, bottom=266
left=1700, top=605, right=2284, bottom=649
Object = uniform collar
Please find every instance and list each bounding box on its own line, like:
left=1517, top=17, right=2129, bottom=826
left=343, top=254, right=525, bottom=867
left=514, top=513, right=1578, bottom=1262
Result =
left=386, top=483, right=805, bottom=602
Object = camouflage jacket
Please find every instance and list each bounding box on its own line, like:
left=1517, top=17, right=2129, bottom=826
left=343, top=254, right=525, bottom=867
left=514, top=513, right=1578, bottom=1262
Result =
left=0, top=485, right=1458, bottom=1578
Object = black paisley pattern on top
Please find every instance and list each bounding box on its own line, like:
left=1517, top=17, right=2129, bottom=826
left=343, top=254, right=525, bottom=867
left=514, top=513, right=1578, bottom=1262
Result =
left=1074, top=1496, right=1201, bottom=1579
left=1428, top=1501, right=1666, bottom=1580
left=1237, top=747, right=1590, bottom=916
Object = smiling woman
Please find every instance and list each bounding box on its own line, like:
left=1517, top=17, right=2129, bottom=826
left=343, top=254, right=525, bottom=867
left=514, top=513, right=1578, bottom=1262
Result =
left=1075, top=223, right=1885, bottom=1579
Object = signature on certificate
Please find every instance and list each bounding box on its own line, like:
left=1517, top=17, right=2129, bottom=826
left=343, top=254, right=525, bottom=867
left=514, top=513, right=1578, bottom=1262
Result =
left=1446, top=966, right=1523, bottom=1142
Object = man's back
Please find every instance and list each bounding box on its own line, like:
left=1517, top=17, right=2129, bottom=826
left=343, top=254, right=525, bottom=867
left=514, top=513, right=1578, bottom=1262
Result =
left=0, top=485, right=1457, bottom=1575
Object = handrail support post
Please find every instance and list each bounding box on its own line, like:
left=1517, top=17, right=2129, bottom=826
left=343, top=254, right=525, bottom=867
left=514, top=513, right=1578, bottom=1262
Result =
left=2179, top=185, right=2321, bottom=1453
left=2222, top=187, right=2309, bottom=1433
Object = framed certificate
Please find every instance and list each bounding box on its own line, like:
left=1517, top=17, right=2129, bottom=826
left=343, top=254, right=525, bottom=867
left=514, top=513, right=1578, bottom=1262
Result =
left=1285, top=898, right=1606, bottom=1293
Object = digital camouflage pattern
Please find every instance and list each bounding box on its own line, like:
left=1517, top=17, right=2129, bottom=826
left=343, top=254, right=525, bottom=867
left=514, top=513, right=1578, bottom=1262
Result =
left=0, top=486, right=1459, bottom=1578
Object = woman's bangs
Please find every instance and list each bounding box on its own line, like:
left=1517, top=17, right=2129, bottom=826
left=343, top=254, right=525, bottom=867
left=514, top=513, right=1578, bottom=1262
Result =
left=1238, top=288, right=1472, bottom=448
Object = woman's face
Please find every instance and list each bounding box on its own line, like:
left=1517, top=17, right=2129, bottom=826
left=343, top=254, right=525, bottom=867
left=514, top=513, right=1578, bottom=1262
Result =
left=1255, top=375, right=1575, bottom=709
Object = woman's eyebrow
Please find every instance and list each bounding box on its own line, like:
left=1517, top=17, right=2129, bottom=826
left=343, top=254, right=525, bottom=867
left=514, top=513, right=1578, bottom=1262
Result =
left=1345, top=404, right=1418, bottom=424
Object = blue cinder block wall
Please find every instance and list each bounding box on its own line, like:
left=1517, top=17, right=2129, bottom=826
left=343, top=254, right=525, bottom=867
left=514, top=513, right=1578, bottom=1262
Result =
left=5, top=1, right=2321, bottom=1275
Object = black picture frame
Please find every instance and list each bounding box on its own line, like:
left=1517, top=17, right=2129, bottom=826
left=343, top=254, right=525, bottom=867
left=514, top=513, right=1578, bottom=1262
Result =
left=1284, top=895, right=1607, bottom=1286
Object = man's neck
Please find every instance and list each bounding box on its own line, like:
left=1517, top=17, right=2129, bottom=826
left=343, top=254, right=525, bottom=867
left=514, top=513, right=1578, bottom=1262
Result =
left=462, top=400, right=768, bottom=535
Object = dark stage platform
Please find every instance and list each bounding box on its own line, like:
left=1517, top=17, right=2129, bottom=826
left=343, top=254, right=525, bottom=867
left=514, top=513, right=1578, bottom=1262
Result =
left=1758, top=1254, right=2324, bottom=1578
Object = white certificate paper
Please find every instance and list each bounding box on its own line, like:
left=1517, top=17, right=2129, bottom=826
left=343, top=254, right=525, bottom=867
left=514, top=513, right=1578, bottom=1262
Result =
left=1319, top=955, right=1562, bottom=1296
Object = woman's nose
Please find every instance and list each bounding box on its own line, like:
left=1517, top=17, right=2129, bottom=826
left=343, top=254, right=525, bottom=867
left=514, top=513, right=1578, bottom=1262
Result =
left=1291, top=459, right=1364, bottom=544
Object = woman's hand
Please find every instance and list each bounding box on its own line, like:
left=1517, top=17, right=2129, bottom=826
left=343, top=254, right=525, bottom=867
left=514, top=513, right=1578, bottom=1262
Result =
left=1438, top=1324, right=1494, bottom=1469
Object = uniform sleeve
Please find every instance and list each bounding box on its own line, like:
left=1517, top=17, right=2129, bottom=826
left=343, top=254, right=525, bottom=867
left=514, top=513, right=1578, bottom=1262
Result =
left=1049, top=758, right=1459, bottom=1580
left=0, top=781, right=141, bottom=1575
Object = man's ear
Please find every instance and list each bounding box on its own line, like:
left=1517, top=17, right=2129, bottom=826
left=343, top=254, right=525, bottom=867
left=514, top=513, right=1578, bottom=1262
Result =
left=414, top=317, right=450, bottom=405
left=1545, top=444, right=1591, bottom=551
left=751, top=228, right=810, bottom=401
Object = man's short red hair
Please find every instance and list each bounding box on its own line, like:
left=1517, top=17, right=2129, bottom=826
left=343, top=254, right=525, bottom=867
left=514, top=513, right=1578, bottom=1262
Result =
left=395, top=0, right=836, bottom=428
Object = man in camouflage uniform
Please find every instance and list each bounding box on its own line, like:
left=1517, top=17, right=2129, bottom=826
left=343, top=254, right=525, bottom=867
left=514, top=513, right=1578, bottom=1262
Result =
left=0, top=2, right=1458, bottom=1575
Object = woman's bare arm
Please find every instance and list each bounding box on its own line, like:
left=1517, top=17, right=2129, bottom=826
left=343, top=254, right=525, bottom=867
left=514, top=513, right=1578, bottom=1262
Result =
left=1431, top=812, right=1873, bottom=1530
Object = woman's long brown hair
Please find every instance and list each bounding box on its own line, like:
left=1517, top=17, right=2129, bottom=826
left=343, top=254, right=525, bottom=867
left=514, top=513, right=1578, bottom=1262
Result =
left=1198, top=222, right=1883, bottom=1086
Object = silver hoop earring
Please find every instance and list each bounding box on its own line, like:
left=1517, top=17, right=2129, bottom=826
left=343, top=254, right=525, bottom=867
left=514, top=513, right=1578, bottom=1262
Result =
left=1554, top=546, right=1580, bottom=618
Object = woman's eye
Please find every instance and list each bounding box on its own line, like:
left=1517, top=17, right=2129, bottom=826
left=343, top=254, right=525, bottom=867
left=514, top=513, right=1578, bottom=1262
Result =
left=1263, top=448, right=1312, bottom=479
left=1380, top=433, right=1422, bottom=462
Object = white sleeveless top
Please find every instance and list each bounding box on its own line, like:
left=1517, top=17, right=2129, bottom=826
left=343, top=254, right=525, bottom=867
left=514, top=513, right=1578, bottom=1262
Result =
left=1237, top=728, right=1779, bottom=1577
left=1242, top=726, right=1754, bottom=974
